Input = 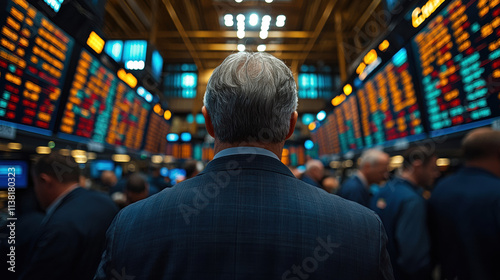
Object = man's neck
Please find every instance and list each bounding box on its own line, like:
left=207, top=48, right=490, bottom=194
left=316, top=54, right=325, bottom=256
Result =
left=466, top=160, right=500, bottom=178
left=214, top=139, right=284, bottom=160
left=46, top=183, right=79, bottom=210
left=400, top=170, right=419, bottom=187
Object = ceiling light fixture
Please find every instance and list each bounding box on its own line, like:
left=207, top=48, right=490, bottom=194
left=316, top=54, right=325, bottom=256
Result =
left=237, top=30, right=245, bottom=39
left=238, top=44, right=246, bottom=52
left=257, top=44, right=266, bottom=52
left=249, top=14, right=259, bottom=26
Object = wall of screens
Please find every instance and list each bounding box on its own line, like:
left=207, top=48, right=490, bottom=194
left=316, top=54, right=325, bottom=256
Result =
left=412, top=0, right=500, bottom=137
left=0, top=0, right=74, bottom=134
left=313, top=0, right=500, bottom=156
left=58, top=48, right=164, bottom=151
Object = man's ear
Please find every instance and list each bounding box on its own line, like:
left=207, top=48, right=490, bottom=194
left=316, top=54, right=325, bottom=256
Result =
left=285, top=111, right=298, bottom=140
left=202, top=106, right=215, bottom=138
left=39, top=173, right=52, bottom=186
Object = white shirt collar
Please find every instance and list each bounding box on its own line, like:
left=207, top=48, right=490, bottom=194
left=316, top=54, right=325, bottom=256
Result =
left=213, top=147, right=280, bottom=161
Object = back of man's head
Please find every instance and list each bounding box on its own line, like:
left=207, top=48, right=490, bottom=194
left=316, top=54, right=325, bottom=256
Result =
left=462, top=128, right=500, bottom=162
left=126, top=173, right=148, bottom=204
left=402, top=146, right=436, bottom=170
left=33, top=152, right=80, bottom=184
left=359, top=149, right=388, bottom=169
left=305, top=159, right=324, bottom=181
left=101, top=170, right=117, bottom=187
left=204, top=52, right=298, bottom=143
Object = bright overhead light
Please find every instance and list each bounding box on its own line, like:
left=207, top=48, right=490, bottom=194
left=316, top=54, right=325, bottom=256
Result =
left=257, top=44, right=266, bottom=52
left=249, top=14, right=259, bottom=26
left=276, top=15, right=286, bottom=27
left=316, top=110, right=327, bottom=121
left=225, top=20, right=234, bottom=27
left=235, top=0, right=243, bottom=3
left=262, top=15, right=271, bottom=22
left=236, top=14, right=245, bottom=22
left=237, top=21, right=245, bottom=30
left=259, top=31, right=268, bottom=39
left=224, top=14, right=233, bottom=21
left=237, top=44, right=245, bottom=52
left=265, top=0, right=273, bottom=3
left=237, top=30, right=245, bottom=39
left=36, top=146, right=51, bottom=154
left=277, top=15, right=286, bottom=22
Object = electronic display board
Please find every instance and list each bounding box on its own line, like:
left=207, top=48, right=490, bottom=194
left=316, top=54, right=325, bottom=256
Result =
left=59, top=49, right=152, bottom=150
left=311, top=123, right=328, bottom=156
left=143, top=112, right=169, bottom=154
left=357, top=48, right=425, bottom=147
left=0, top=0, right=74, bottom=134
left=412, top=0, right=500, bottom=137
left=334, top=95, right=364, bottom=153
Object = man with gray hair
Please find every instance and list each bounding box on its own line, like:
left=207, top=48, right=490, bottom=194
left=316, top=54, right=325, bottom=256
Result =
left=338, top=149, right=390, bottom=207
left=429, top=128, right=500, bottom=280
left=95, top=52, right=393, bottom=279
left=301, top=159, right=325, bottom=188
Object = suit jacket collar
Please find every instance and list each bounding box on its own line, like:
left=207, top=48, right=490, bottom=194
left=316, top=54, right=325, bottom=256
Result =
left=199, top=154, right=295, bottom=179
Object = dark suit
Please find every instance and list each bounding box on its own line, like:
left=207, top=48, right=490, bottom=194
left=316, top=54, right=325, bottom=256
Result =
left=429, top=167, right=500, bottom=280
left=371, top=177, right=431, bottom=280
left=95, top=154, right=394, bottom=280
left=338, top=175, right=371, bottom=207
left=301, top=174, right=322, bottom=188
left=21, top=187, right=118, bottom=280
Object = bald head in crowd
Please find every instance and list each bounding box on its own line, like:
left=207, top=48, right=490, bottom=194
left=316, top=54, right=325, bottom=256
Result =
left=358, top=149, right=390, bottom=185
left=305, top=159, right=324, bottom=183
left=462, top=128, right=500, bottom=177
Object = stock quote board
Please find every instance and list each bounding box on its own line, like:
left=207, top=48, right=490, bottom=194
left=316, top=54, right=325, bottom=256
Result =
left=412, top=0, right=500, bottom=137
left=334, top=95, right=364, bottom=153
left=0, top=0, right=74, bottom=134
left=357, top=48, right=426, bottom=147
left=59, top=49, right=152, bottom=150
left=143, top=112, right=169, bottom=154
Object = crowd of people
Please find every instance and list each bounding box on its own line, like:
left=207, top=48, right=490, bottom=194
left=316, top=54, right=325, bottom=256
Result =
left=1, top=52, right=499, bottom=279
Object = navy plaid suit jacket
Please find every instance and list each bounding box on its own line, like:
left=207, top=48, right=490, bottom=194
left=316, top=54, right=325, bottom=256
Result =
left=95, top=154, right=394, bottom=279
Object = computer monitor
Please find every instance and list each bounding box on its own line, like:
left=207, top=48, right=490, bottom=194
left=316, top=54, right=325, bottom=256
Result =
left=0, top=160, right=29, bottom=189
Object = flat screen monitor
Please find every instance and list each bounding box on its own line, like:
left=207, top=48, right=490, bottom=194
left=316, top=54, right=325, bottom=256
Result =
left=0, top=160, right=28, bottom=188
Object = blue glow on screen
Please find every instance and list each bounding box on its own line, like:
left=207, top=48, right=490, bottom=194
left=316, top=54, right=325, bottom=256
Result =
left=0, top=161, right=28, bottom=188
left=44, top=0, right=64, bottom=13
left=104, top=40, right=123, bottom=62
left=302, top=114, right=315, bottom=125
left=152, top=50, right=164, bottom=81
left=123, top=40, right=147, bottom=69
left=181, top=132, right=192, bottom=142
left=167, top=133, right=179, bottom=142
left=304, top=140, right=314, bottom=150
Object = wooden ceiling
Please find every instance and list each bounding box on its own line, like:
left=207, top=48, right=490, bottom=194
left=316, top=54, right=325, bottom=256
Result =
left=102, top=0, right=388, bottom=78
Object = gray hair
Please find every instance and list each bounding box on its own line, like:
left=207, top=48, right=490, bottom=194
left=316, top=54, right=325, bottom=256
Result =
left=204, top=52, right=298, bottom=143
left=359, top=149, right=388, bottom=168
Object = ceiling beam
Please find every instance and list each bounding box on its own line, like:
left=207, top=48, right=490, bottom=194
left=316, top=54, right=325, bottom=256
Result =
left=161, top=0, right=204, bottom=70
left=125, top=0, right=151, bottom=30
left=158, top=43, right=338, bottom=51
left=354, top=0, right=381, bottom=30
left=292, top=0, right=337, bottom=72
left=104, top=3, right=132, bottom=33
left=106, top=30, right=317, bottom=39
left=159, top=51, right=338, bottom=61
left=116, top=0, right=147, bottom=32
left=183, top=0, right=201, bottom=30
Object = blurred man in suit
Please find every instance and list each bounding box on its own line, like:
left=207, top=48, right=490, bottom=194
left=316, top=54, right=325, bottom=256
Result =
left=125, top=173, right=150, bottom=206
left=371, top=147, right=439, bottom=280
left=338, top=149, right=390, bottom=207
left=95, top=52, right=393, bottom=280
left=21, top=153, right=118, bottom=280
left=301, top=159, right=324, bottom=188
left=429, top=128, right=500, bottom=280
